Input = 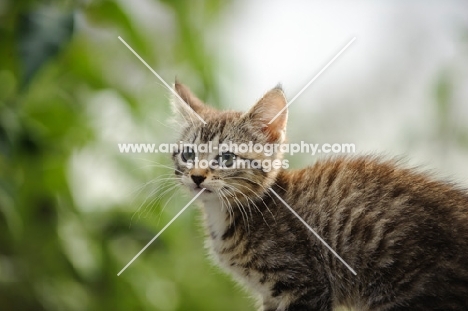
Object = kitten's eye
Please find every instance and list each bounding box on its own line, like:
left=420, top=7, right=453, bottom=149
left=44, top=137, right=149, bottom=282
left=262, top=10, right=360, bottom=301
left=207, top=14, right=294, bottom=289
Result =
left=220, top=152, right=236, bottom=167
left=181, top=148, right=196, bottom=162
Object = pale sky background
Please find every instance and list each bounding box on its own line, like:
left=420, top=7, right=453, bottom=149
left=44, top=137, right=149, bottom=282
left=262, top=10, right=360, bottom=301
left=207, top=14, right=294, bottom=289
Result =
left=214, top=0, right=468, bottom=167
left=71, top=1, right=468, bottom=211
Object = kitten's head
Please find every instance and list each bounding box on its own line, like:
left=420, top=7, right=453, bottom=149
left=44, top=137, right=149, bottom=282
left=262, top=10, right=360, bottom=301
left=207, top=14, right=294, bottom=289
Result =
left=171, top=82, right=288, bottom=203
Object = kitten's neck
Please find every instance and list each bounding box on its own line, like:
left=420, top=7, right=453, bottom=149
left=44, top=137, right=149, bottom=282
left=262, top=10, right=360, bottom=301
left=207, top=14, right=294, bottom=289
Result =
left=201, top=196, right=231, bottom=240
left=200, top=170, right=291, bottom=240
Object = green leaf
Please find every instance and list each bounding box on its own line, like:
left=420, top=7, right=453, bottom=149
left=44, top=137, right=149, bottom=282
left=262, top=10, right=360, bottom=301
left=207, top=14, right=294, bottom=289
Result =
left=17, top=7, right=74, bottom=90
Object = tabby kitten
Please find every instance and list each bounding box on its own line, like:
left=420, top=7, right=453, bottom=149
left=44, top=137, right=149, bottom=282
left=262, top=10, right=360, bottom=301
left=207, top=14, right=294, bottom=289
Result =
left=170, top=82, right=468, bottom=311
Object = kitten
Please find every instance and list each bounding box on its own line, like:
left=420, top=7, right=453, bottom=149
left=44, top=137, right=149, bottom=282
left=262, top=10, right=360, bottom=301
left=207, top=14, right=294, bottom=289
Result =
left=170, top=82, right=468, bottom=311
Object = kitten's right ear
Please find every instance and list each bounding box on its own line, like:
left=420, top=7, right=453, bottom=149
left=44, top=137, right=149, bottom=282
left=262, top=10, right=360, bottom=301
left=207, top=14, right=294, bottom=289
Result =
left=245, top=86, right=288, bottom=143
left=171, top=82, right=207, bottom=125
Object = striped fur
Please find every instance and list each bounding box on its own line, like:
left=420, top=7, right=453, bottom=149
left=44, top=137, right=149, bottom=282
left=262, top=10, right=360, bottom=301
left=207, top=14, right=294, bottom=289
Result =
left=171, top=83, right=468, bottom=310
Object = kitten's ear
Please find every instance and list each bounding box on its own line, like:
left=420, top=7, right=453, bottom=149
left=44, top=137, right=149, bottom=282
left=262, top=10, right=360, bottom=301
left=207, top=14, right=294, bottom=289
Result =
left=245, top=86, right=288, bottom=143
left=171, top=82, right=207, bottom=125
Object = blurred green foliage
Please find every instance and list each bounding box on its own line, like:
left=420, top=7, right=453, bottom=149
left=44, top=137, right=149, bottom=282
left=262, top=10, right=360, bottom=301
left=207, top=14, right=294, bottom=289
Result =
left=1, top=1, right=468, bottom=311
left=0, top=0, right=254, bottom=310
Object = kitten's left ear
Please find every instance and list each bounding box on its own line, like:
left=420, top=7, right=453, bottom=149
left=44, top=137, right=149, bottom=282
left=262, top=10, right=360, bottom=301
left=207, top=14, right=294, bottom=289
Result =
left=245, top=86, right=288, bottom=143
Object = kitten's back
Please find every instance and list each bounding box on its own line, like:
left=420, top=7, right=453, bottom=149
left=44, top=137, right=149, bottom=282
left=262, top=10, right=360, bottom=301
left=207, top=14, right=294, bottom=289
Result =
left=278, top=156, right=468, bottom=309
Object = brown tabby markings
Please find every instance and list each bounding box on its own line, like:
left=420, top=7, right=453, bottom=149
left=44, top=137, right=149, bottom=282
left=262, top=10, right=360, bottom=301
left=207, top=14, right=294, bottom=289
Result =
left=171, top=82, right=468, bottom=310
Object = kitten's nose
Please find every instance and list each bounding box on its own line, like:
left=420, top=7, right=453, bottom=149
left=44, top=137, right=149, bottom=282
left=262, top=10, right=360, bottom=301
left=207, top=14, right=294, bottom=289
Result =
left=191, top=175, right=206, bottom=187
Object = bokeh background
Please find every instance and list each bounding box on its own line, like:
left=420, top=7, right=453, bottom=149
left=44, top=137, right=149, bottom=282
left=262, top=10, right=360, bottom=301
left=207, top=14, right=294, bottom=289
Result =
left=1, top=1, right=467, bottom=310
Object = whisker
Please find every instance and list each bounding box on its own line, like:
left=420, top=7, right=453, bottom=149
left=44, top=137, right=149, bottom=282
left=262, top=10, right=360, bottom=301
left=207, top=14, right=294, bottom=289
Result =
left=228, top=181, right=276, bottom=224
left=227, top=182, right=272, bottom=228
left=225, top=176, right=276, bottom=202
left=135, top=158, right=184, bottom=175
left=130, top=176, right=180, bottom=226
left=142, top=182, right=179, bottom=219
left=154, top=185, right=182, bottom=226
left=223, top=185, right=250, bottom=233
left=219, top=188, right=235, bottom=229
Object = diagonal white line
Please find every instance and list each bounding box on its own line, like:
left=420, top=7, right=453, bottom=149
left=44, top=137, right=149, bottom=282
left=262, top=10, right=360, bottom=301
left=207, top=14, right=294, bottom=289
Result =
left=117, top=188, right=206, bottom=276
left=268, top=37, right=356, bottom=124
left=118, top=36, right=207, bottom=125
left=269, top=188, right=357, bottom=275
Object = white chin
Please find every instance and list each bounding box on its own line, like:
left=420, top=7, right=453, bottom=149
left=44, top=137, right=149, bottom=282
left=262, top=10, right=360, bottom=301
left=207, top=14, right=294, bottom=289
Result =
left=189, top=187, right=213, bottom=195
left=198, top=190, right=218, bottom=203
